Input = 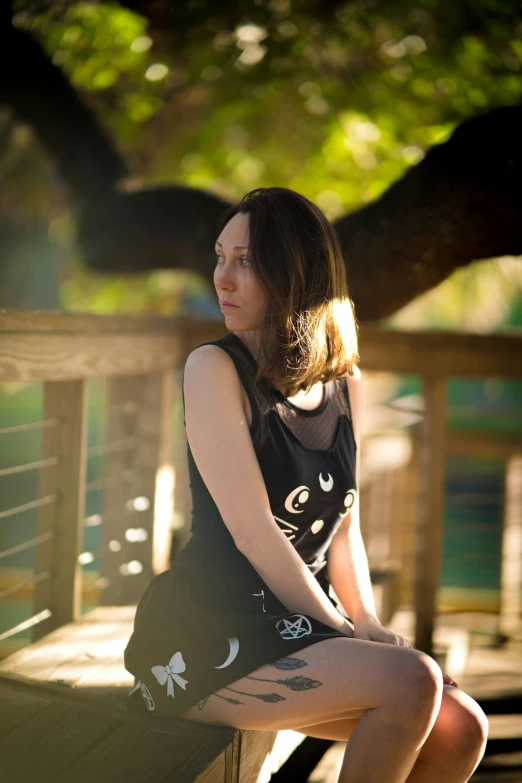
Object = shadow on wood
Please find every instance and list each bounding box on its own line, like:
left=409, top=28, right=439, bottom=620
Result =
left=0, top=606, right=306, bottom=783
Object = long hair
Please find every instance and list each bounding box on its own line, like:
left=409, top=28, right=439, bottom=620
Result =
left=216, top=187, right=358, bottom=398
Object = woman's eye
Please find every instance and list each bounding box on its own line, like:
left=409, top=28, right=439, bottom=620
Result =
left=214, top=254, right=250, bottom=267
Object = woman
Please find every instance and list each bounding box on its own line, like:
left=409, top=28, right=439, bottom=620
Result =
left=124, top=187, right=488, bottom=782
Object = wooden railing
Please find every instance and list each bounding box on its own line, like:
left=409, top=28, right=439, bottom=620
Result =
left=1, top=310, right=521, bottom=657
left=358, top=326, right=522, bottom=651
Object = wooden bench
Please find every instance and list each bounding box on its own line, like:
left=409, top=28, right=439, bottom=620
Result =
left=0, top=606, right=306, bottom=783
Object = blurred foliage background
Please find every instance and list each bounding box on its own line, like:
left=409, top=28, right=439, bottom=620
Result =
left=0, top=0, right=520, bottom=329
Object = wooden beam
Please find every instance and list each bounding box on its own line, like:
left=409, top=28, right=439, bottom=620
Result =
left=2, top=311, right=522, bottom=380
left=414, top=376, right=447, bottom=655
left=446, top=430, right=522, bottom=460
left=358, top=324, right=522, bottom=378
left=0, top=333, right=182, bottom=382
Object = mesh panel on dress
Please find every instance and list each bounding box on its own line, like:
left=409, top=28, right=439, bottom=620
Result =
left=203, top=333, right=353, bottom=452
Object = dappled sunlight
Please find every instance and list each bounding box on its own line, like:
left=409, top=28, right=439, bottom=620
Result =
left=362, top=432, right=412, bottom=475
left=4, top=611, right=136, bottom=689
left=257, top=730, right=306, bottom=783
left=389, top=255, right=522, bottom=332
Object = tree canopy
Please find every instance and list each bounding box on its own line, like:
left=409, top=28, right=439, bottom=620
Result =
left=1, top=0, right=521, bottom=323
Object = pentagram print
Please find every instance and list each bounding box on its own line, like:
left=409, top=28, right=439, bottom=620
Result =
left=276, top=614, right=313, bottom=639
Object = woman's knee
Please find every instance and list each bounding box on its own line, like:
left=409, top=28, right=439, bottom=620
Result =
left=394, top=650, right=443, bottom=699
left=435, top=688, right=489, bottom=760
left=388, top=649, right=444, bottom=724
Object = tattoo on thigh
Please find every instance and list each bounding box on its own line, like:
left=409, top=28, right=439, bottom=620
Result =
left=269, top=655, right=310, bottom=670
left=199, top=656, right=323, bottom=711
left=212, top=691, right=246, bottom=705
left=244, top=672, right=322, bottom=691
left=221, top=685, right=286, bottom=703
left=249, top=655, right=323, bottom=691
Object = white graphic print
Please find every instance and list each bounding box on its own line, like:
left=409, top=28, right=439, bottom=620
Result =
left=278, top=477, right=356, bottom=541
left=128, top=679, right=155, bottom=711
left=151, top=651, right=189, bottom=698
left=214, top=637, right=240, bottom=669
left=340, top=489, right=357, bottom=517
left=273, top=514, right=299, bottom=541
left=140, top=681, right=155, bottom=710
left=128, top=679, right=141, bottom=697
left=276, top=614, right=313, bottom=639
left=319, top=472, right=334, bottom=491
left=253, top=589, right=267, bottom=612
left=285, top=485, right=310, bottom=513
left=307, top=557, right=326, bottom=570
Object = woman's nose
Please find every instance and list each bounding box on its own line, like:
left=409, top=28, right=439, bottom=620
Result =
left=215, top=267, right=235, bottom=290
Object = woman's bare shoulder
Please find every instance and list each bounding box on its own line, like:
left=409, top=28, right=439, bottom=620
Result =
left=184, top=342, right=249, bottom=421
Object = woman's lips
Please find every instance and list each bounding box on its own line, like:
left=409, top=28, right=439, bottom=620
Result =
left=221, top=302, right=239, bottom=309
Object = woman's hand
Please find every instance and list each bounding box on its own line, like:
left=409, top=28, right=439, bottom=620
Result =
left=353, top=615, right=460, bottom=688
left=353, top=614, right=411, bottom=647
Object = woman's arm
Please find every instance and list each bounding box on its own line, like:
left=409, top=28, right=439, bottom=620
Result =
left=184, top=345, right=353, bottom=637
left=326, top=373, right=461, bottom=666
left=326, top=367, right=379, bottom=623
left=327, top=508, right=379, bottom=623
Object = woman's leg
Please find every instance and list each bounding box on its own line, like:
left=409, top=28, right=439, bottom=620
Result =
left=297, top=683, right=489, bottom=783
left=180, top=637, right=444, bottom=783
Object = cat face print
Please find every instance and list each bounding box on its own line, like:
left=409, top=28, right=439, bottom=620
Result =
left=273, top=472, right=357, bottom=541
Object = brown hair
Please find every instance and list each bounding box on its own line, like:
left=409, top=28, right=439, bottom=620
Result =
left=216, top=186, right=358, bottom=398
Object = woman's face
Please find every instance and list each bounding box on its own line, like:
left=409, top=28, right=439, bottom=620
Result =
left=214, top=211, right=267, bottom=331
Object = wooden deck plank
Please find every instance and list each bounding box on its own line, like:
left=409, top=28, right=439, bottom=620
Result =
left=459, top=645, right=522, bottom=702
left=0, top=682, right=53, bottom=737
left=0, top=701, right=122, bottom=782
left=0, top=676, right=233, bottom=783
left=0, top=670, right=236, bottom=744
left=3, top=603, right=520, bottom=782
left=0, top=606, right=136, bottom=714
left=1, top=607, right=135, bottom=685
left=238, top=728, right=294, bottom=783
left=52, top=721, right=223, bottom=783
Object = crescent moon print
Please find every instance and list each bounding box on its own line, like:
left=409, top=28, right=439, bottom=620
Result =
left=214, top=637, right=240, bottom=669
left=319, top=472, right=334, bottom=491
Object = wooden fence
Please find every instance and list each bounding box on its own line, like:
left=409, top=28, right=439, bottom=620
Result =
left=1, top=310, right=521, bottom=657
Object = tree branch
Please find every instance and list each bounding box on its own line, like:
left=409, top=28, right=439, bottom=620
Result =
left=334, top=105, right=522, bottom=319
left=1, top=13, right=520, bottom=320
left=0, top=20, right=128, bottom=205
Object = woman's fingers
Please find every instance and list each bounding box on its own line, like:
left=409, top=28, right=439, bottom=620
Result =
left=442, top=671, right=459, bottom=688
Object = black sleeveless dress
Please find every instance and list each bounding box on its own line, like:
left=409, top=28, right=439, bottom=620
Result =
left=123, top=332, right=357, bottom=717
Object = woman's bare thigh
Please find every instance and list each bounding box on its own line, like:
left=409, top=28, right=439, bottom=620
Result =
left=293, top=684, right=482, bottom=741
left=179, top=636, right=442, bottom=731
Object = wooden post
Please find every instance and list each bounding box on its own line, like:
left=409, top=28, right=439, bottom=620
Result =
left=498, top=455, right=522, bottom=638
left=100, top=370, right=174, bottom=605
left=401, top=436, right=421, bottom=608
left=171, top=365, right=193, bottom=557
left=33, top=379, right=88, bottom=641
left=151, top=369, right=176, bottom=576
left=414, top=376, right=447, bottom=655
